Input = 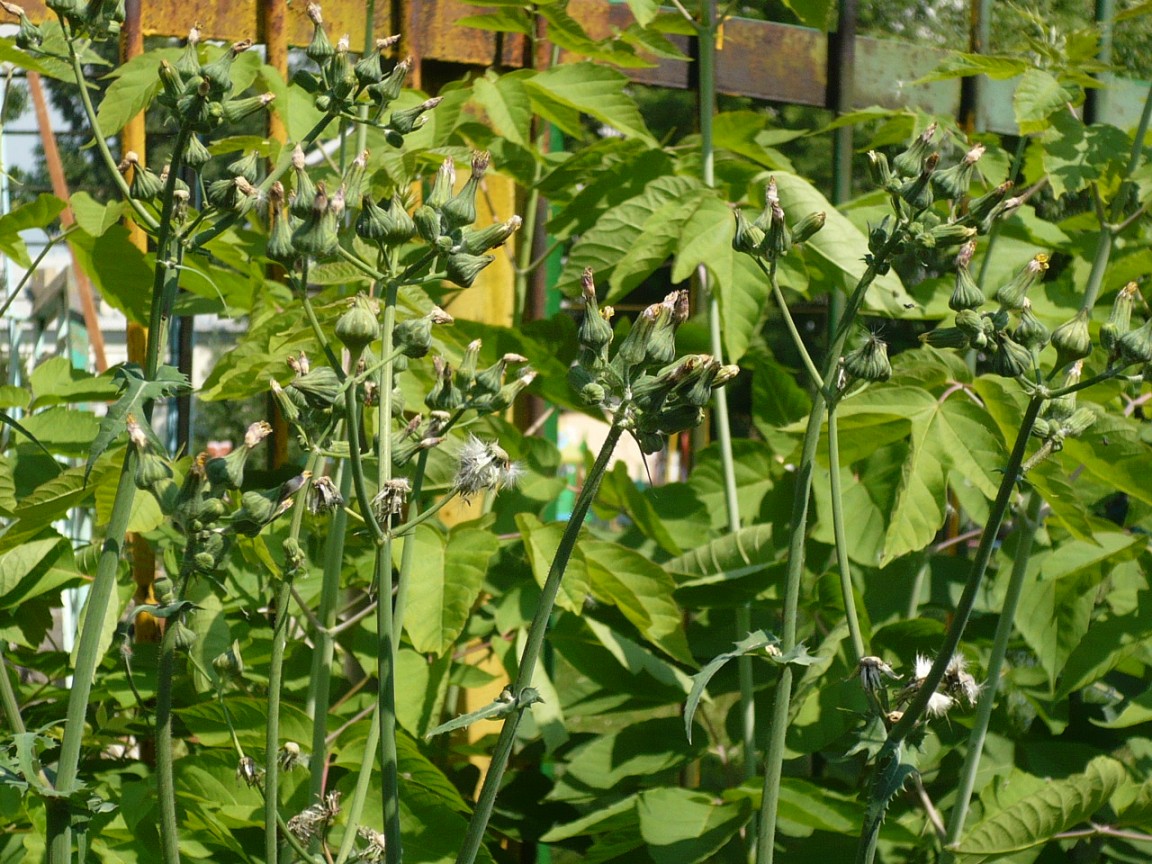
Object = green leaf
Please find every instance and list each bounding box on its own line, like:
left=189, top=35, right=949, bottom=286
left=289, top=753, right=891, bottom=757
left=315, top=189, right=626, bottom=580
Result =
left=176, top=697, right=315, bottom=751
left=555, top=717, right=705, bottom=797
left=664, top=524, right=777, bottom=586
left=0, top=410, right=62, bottom=463
left=778, top=0, right=834, bottom=29
left=602, top=462, right=683, bottom=555
left=1041, top=111, right=1130, bottom=197
left=96, top=48, right=182, bottom=136
left=402, top=523, right=498, bottom=656
left=8, top=462, right=106, bottom=544
left=524, top=62, right=655, bottom=144
left=15, top=407, right=100, bottom=459
left=29, top=357, right=120, bottom=408
left=624, top=0, right=660, bottom=26
left=516, top=513, right=590, bottom=614
left=583, top=540, right=693, bottom=664
left=833, top=387, right=1006, bottom=565
left=637, top=787, right=751, bottom=864
left=69, top=191, right=126, bottom=237
left=915, top=53, right=1029, bottom=84
left=86, top=365, right=189, bottom=481
left=425, top=688, right=537, bottom=738
left=953, top=756, right=1126, bottom=857
left=0, top=195, right=66, bottom=267
left=766, top=173, right=913, bottom=315
left=458, top=9, right=533, bottom=35
left=557, top=175, right=699, bottom=302
left=0, top=534, right=75, bottom=604
left=470, top=70, right=533, bottom=146
left=1013, top=68, right=1074, bottom=135
left=67, top=225, right=153, bottom=324
left=684, top=629, right=779, bottom=742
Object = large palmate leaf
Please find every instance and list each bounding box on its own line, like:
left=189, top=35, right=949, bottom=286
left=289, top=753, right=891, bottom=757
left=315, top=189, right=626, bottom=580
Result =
left=952, top=757, right=1126, bottom=858
left=832, top=386, right=1006, bottom=565
left=95, top=47, right=182, bottom=136
left=517, top=512, right=589, bottom=614
left=469, top=70, right=533, bottom=146
left=523, top=62, right=655, bottom=143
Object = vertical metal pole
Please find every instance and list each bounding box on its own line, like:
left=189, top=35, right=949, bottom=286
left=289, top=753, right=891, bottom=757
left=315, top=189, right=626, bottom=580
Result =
left=1086, top=0, right=1115, bottom=124
left=827, top=0, right=858, bottom=335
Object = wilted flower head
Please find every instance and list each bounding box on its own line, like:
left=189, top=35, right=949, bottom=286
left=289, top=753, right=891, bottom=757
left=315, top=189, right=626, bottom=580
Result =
left=308, top=475, right=345, bottom=515
left=236, top=756, right=263, bottom=787
left=244, top=421, right=273, bottom=449
left=858, top=655, right=898, bottom=693
left=278, top=741, right=308, bottom=771
left=371, top=478, right=411, bottom=527
left=287, top=791, right=341, bottom=841
left=357, top=826, right=388, bottom=862
left=454, top=435, right=522, bottom=501
left=944, top=653, right=982, bottom=708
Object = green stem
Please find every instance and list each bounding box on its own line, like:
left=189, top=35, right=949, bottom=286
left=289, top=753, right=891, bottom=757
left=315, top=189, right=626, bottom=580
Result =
left=940, top=491, right=1044, bottom=863
left=757, top=259, right=824, bottom=391
left=856, top=395, right=1044, bottom=864
left=827, top=407, right=866, bottom=663
left=308, top=466, right=352, bottom=803
left=392, top=449, right=430, bottom=651
left=455, top=424, right=625, bottom=864
left=756, top=390, right=825, bottom=864
left=0, top=643, right=26, bottom=735
left=155, top=602, right=185, bottom=864
left=756, top=231, right=902, bottom=864
left=47, top=451, right=138, bottom=864
left=64, top=30, right=159, bottom=232
left=334, top=708, right=381, bottom=864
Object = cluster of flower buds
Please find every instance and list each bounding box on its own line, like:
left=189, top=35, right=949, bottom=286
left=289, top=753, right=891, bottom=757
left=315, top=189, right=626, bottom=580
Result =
left=39, top=0, right=123, bottom=39
left=921, top=244, right=1055, bottom=379
left=270, top=352, right=343, bottom=446
left=424, top=340, right=535, bottom=415
left=1025, top=360, right=1098, bottom=467
left=155, top=31, right=274, bottom=134
left=732, top=177, right=825, bottom=261
left=858, top=653, right=980, bottom=729
left=407, top=153, right=522, bottom=288
left=0, top=2, right=43, bottom=49
left=302, top=3, right=423, bottom=141
left=568, top=269, right=738, bottom=454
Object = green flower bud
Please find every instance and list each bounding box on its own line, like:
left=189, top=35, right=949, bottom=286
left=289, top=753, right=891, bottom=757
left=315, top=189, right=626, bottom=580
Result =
left=675, top=356, right=723, bottom=408
left=174, top=25, right=201, bottom=77
left=170, top=620, right=198, bottom=651
left=354, top=44, right=384, bottom=87
left=458, top=215, right=521, bottom=254
left=270, top=379, right=301, bottom=425
left=265, top=183, right=296, bottom=265
left=326, top=35, right=356, bottom=100
left=791, top=211, right=826, bottom=245
left=931, top=143, right=984, bottom=199
left=732, top=209, right=766, bottom=257
left=842, top=333, right=892, bottom=384
left=200, top=39, right=251, bottom=99
left=1050, top=309, right=1093, bottom=369
left=184, top=134, right=212, bottom=169
left=366, top=194, right=416, bottom=246
left=9, top=4, right=42, bottom=49
left=613, top=303, right=660, bottom=373
left=991, top=332, right=1033, bottom=379
left=1044, top=360, right=1082, bottom=422
left=892, top=122, right=938, bottom=178
left=292, top=183, right=339, bottom=259
left=207, top=176, right=257, bottom=212
left=213, top=640, right=245, bottom=682
left=1013, top=299, right=1050, bottom=351
left=45, top=0, right=82, bottom=19
left=426, top=158, right=456, bottom=210
left=227, top=150, right=260, bottom=184
left=369, top=56, right=410, bottom=107
left=394, top=307, right=453, bottom=358
left=389, top=97, right=441, bottom=135
left=954, top=308, right=985, bottom=340
left=897, top=152, right=938, bottom=211
left=222, top=92, right=275, bottom=125
left=472, top=352, right=527, bottom=401
left=283, top=536, right=307, bottom=575
left=1031, top=417, right=1052, bottom=439
left=341, top=150, right=368, bottom=210
left=578, top=268, right=614, bottom=360
left=1101, top=282, right=1140, bottom=354
left=649, top=404, right=706, bottom=435
left=335, top=294, right=381, bottom=355
left=288, top=358, right=342, bottom=410
left=445, top=251, right=494, bottom=289
left=995, top=253, right=1048, bottom=310
left=579, top=381, right=606, bottom=405
left=567, top=363, right=599, bottom=399
left=442, top=151, right=489, bottom=229
left=922, top=222, right=977, bottom=250
left=306, top=3, right=335, bottom=64
left=949, top=241, right=985, bottom=310
left=1117, top=317, right=1152, bottom=366
left=413, top=204, right=442, bottom=244
left=192, top=530, right=230, bottom=574
left=425, top=356, right=463, bottom=411
left=635, top=431, right=665, bottom=454
left=478, top=368, right=536, bottom=414
left=920, top=326, right=971, bottom=349
left=867, top=150, right=892, bottom=188
left=129, top=160, right=163, bottom=201
left=290, top=145, right=317, bottom=218
left=135, top=451, right=173, bottom=490
left=157, top=60, right=185, bottom=108
left=757, top=178, right=791, bottom=258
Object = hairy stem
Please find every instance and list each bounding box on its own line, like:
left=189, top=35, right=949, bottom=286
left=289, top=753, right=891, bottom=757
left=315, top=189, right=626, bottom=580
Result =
left=455, top=424, right=624, bottom=864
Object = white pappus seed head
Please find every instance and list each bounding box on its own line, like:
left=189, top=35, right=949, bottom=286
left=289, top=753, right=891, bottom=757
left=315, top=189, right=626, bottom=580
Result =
left=454, top=435, right=522, bottom=501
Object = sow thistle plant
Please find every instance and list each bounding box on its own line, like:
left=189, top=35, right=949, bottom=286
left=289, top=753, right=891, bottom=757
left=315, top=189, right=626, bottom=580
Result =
left=721, top=119, right=1152, bottom=864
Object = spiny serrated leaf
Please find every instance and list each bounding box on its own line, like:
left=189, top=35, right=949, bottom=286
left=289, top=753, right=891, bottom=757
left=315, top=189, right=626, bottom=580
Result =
left=952, top=757, right=1126, bottom=857
left=86, top=365, right=190, bottom=481
left=684, top=630, right=779, bottom=741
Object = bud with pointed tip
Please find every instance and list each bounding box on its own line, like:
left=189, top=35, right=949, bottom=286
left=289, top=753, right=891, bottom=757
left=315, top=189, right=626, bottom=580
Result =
left=1013, top=299, right=1050, bottom=351
left=1117, top=317, right=1152, bottom=366
left=445, top=252, right=494, bottom=289
left=949, top=241, right=985, bottom=310
left=1050, top=309, right=1092, bottom=369
left=228, top=150, right=260, bottom=184
left=335, top=294, right=381, bottom=356
left=394, top=307, right=453, bottom=358
left=459, top=215, right=521, bottom=254
left=292, top=183, right=339, bottom=259
left=991, top=332, right=1033, bottom=379
left=306, top=3, right=334, bottom=64
left=389, top=97, right=441, bottom=135
left=892, top=122, right=938, bottom=177
left=1101, top=282, right=1140, bottom=354
left=995, top=253, right=1048, bottom=310
left=842, top=333, right=892, bottom=384
left=732, top=209, right=766, bottom=256
left=442, top=151, right=489, bottom=229
left=791, top=211, right=826, bottom=245
left=931, top=143, right=985, bottom=199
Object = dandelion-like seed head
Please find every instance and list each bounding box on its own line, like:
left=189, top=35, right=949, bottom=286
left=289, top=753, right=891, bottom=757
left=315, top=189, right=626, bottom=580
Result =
left=278, top=741, right=307, bottom=771
left=454, top=436, right=522, bottom=501
left=925, top=691, right=956, bottom=719
left=914, top=653, right=933, bottom=681
left=308, top=475, right=345, bottom=515
left=236, top=756, right=263, bottom=787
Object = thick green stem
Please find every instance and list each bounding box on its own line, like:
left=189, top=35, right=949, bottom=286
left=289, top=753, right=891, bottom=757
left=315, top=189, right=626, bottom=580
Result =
left=940, top=492, right=1044, bottom=862
left=47, top=451, right=138, bottom=864
left=155, top=608, right=184, bottom=864
left=392, top=449, right=429, bottom=649
left=757, top=391, right=825, bottom=864
left=455, top=424, right=625, bottom=864
left=856, top=396, right=1044, bottom=864
left=827, top=407, right=866, bottom=663
left=308, top=466, right=352, bottom=803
